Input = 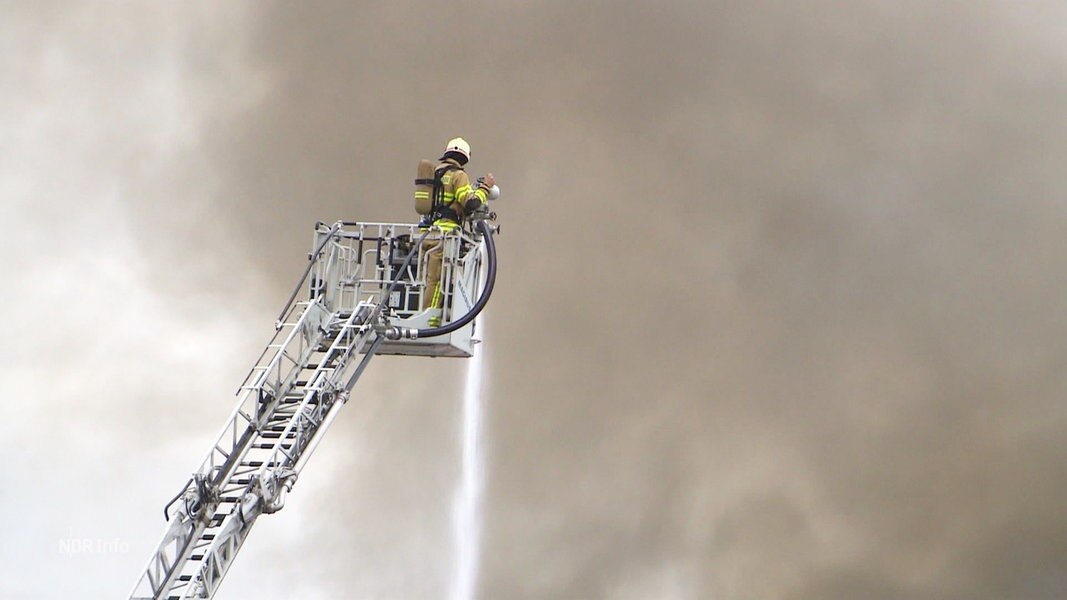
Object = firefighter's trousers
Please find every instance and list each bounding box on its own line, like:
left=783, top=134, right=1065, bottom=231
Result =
left=421, top=235, right=446, bottom=312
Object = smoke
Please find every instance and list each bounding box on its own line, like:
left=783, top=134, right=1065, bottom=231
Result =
left=0, top=4, right=288, bottom=598
left=209, top=2, right=1067, bottom=599
left=4, top=1, right=1067, bottom=598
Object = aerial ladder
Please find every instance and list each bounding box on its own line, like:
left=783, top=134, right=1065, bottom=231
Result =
left=128, top=207, right=499, bottom=600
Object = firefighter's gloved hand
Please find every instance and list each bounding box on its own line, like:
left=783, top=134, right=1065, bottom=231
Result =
left=465, top=197, right=485, bottom=214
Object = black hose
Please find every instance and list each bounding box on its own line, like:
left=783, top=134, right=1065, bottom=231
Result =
left=163, top=477, right=193, bottom=521
left=415, top=219, right=497, bottom=338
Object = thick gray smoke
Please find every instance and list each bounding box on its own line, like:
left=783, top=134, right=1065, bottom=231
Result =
left=4, top=1, right=1067, bottom=599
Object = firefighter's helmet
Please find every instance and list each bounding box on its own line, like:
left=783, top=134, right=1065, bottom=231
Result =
left=444, top=137, right=471, bottom=162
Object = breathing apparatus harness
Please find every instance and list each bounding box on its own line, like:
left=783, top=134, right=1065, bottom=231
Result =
left=414, top=161, right=463, bottom=226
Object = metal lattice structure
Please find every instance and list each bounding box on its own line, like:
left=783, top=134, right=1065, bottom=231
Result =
left=129, top=220, right=490, bottom=599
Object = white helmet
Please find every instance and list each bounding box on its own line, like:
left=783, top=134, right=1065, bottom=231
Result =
left=443, top=137, right=471, bottom=162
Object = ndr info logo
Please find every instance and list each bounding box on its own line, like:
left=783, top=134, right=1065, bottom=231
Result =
left=59, top=532, right=129, bottom=555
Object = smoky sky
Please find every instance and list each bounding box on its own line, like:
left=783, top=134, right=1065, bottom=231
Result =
left=4, top=1, right=1067, bottom=599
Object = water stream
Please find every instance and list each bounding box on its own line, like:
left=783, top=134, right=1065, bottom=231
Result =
left=450, top=321, right=486, bottom=600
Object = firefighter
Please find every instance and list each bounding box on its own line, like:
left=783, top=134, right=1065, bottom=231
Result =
left=421, top=137, right=495, bottom=327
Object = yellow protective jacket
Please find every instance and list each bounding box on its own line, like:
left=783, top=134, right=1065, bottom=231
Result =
left=428, top=158, right=491, bottom=230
